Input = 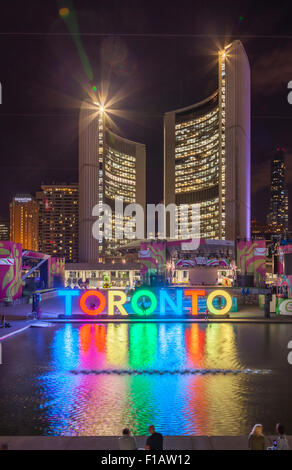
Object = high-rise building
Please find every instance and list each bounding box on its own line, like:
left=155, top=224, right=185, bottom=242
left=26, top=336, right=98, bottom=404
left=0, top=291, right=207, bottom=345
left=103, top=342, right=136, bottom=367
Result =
left=164, top=40, right=250, bottom=241
left=267, top=148, right=289, bottom=233
left=36, top=184, right=78, bottom=262
left=0, top=218, right=9, bottom=241
left=79, top=102, right=146, bottom=262
left=251, top=218, right=284, bottom=241
left=9, top=194, right=39, bottom=250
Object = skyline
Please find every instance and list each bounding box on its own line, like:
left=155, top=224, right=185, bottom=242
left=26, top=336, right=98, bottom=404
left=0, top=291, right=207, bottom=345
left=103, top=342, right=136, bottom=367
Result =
left=0, top=1, right=292, bottom=225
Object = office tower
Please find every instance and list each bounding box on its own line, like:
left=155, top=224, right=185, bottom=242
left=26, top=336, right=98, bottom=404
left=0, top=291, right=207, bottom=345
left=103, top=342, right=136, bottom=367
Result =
left=9, top=194, right=39, bottom=250
left=267, top=148, right=289, bottom=232
left=164, top=40, right=250, bottom=241
left=36, top=184, right=78, bottom=262
left=79, top=102, right=146, bottom=262
left=0, top=218, right=9, bottom=241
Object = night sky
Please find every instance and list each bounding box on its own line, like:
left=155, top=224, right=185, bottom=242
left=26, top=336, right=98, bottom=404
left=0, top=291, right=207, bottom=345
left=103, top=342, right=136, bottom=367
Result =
left=0, top=0, right=292, bottom=227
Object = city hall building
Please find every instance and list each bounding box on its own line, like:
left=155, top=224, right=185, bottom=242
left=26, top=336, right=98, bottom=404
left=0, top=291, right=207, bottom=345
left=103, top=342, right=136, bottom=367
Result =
left=74, top=40, right=251, bottom=288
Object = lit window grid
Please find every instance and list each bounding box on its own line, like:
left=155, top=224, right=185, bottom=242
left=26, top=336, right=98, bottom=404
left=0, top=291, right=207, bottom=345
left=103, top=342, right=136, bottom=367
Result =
left=174, top=110, right=220, bottom=194
left=176, top=198, right=220, bottom=239
left=104, top=145, right=136, bottom=203
left=172, top=87, right=226, bottom=238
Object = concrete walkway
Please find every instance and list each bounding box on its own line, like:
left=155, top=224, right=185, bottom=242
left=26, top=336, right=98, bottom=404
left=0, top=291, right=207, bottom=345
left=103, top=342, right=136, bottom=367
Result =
left=0, top=319, right=36, bottom=341
left=1, top=297, right=292, bottom=331
left=49, top=316, right=292, bottom=324
left=0, top=435, right=291, bottom=450
left=2, top=315, right=292, bottom=339
left=0, top=300, right=34, bottom=320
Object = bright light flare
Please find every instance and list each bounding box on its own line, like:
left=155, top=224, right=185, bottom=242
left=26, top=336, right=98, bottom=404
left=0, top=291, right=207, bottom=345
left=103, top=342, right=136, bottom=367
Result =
left=59, top=7, right=70, bottom=18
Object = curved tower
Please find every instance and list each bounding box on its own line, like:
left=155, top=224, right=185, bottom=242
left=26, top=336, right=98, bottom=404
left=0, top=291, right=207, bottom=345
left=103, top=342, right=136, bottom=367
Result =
left=164, top=40, right=250, bottom=241
left=103, top=128, right=146, bottom=254
left=79, top=102, right=146, bottom=262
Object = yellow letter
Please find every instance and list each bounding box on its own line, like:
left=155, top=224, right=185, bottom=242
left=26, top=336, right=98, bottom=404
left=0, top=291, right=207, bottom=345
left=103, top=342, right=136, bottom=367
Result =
left=207, top=290, right=232, bottom=315
left=108, top=290, right=128, bottom=316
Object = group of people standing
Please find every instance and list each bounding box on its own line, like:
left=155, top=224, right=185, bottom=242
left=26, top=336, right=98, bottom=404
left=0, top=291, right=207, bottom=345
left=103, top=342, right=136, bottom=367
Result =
left=118, top=422, right=289, bottom=451
left=248, top=423, right=289, bottom=450
left=118, top=425, right=163, bottom=451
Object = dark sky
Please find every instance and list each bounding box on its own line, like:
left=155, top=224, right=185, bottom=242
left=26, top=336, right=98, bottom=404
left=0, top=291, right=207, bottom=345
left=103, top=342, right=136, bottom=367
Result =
left=0, top=0, right=292, bottom=226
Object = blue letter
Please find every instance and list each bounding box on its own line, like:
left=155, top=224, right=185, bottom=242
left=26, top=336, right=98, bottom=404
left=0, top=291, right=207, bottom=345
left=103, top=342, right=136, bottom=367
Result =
left=160, top=289, right=183, bottom=315
left=58, top=290, right=79, bottom=316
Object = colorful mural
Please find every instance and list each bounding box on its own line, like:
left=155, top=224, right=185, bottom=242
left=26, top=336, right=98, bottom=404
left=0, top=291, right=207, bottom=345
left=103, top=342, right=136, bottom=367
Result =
left=276, top=298, right=292, bottom=316
left=139, top=242, right=166, bottom=279
left=175, top=259, right=195, bottom=268
left=237, top=240, right=266, bottom=278
left=175, top=258, right=230, bottom=268
left=276, top=275, right=292, bottom=298
left=48, top=257, right=65, bottom=288
left=0, top=241, right=22, bottom=301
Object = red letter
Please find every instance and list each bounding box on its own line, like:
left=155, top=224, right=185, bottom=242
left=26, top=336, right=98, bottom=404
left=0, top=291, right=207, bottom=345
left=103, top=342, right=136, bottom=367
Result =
left=80, top=290, right=106, bottom=315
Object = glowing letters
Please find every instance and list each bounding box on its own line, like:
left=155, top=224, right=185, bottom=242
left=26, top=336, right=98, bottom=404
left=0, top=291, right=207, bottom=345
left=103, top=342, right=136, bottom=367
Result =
left=79, top=289, right=106, bottom=315
left=108, top=290, right=128, bottom=316
left=160, top=289, right=183, bottom=315
left=58, top=288, right=233, bottom=317
left=131, top=289, right=157, bottom=315
left=207, top=289, right=232, bottom=315
left=58, top=289, right=79, bottom=315
left=184, top=289, right=206, bottom=316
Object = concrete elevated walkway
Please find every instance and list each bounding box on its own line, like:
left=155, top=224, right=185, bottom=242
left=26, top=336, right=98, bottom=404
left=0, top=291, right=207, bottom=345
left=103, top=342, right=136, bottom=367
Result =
left=1, top=313, right=292, bottom=342
left=0, top=319, right=36, bottom=340
left=0, top=297, right=270, bottom=321
left=0, top=435, right=291, bottom=450
left=1, top=297, right=292, bottom=341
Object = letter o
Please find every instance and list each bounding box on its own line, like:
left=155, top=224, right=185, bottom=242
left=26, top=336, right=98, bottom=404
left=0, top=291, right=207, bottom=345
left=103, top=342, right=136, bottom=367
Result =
left=207, top=290, right=232, bottom=315
left=131, top=289, right=157, bottom=315
left=80, top=290, right=106, bottom=315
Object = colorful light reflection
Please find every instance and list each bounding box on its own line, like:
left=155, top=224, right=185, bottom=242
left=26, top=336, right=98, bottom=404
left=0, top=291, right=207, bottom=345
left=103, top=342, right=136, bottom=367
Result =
left=36, top=322, right=247, bottom=436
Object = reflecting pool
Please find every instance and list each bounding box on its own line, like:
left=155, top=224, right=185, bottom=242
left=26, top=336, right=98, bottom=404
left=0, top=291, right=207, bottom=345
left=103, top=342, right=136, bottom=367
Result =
left=0, top=323, right=292, bottom=436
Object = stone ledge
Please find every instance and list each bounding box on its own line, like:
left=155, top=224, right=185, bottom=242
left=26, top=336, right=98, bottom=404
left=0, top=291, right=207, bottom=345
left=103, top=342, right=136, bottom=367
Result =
left=0, top=435, right=291, bottom=450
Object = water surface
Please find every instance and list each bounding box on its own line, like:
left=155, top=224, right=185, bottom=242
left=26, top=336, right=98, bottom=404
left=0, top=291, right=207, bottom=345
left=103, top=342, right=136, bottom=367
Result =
left=0, top=322, right=291, bottom=436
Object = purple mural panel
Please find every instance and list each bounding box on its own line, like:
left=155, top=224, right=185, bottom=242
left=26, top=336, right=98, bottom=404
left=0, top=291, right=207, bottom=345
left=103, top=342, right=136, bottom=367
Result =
left=237, top=240, right=266, bottom=278
left=0, top=241, right=22, bottom=300
left=48, top=257, right=65, bottom=288
left=139, top=242, right=166, bottom=278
